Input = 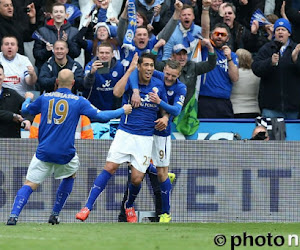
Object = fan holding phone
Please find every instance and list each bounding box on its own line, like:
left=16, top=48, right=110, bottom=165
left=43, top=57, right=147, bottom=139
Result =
left=82, top=42, right=126, bottom=111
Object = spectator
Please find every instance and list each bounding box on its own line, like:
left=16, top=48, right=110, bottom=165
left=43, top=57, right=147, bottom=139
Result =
left=0, top=64, right=31, bottom=138
left=33, top=2, right=81, bottom=72
left=252, top=18, right=300, bottom=119
left=118, top=0, right=182, bottom=64
left=248, top=14, right=278, bottom=56
left=76, top=21, right=119, bottom=64
left=38, top=40, right=84, bottom=94
left=56, top=0, right=81, bottom=27
left=135, top=0, right=172, bottom=35
left=82, top=0, right=110, bottom=41
left=162, top=4, right=202, bottom=60
left=230, top=48, right=260, bottom=118
left=198, top=23, right=239, bottom=118
left=197, top=0, right=223, bottom=31
left=0, top=0, right=36, bottom=55
left=0, top=36, right=37, bottom=97
left=219, top=2, right=259, bottom=52
left=12, top=0, right=44, bottom=65
left=83, top=42, right=124, bottom=111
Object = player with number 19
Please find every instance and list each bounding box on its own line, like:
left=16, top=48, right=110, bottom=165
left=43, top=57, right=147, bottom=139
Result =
left=6, top=69, right=132, bottom=226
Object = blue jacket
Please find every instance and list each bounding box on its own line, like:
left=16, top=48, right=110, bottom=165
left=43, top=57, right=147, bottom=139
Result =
left=83, top=58, right=125, bottom=110
left=162, top=22, right=202, bottom=60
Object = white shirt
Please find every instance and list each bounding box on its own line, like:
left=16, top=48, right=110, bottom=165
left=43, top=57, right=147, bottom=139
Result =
left=0, top=52, right=35, bottom=97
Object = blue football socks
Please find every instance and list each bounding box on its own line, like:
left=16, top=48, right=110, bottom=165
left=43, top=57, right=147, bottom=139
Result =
left=126, top=183, right=141, bottom=208
left=10, top=185, right=33, bottom=217
left=160, top=178, right=172, bottom=214
left=147, top=163, right=157, bottom=175
left=85, top=170, right=112, bottom=210
left=52, top=177, right=75, bottom=216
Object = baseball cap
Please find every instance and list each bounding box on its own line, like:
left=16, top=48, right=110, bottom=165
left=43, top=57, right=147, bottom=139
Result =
left=273, top=18, right=292, bottom=34
left=173, top=44, right=188, bottom=54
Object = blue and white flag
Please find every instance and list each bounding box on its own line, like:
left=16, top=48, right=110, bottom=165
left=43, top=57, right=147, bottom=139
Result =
left=121, top=0, right=136, bottom=67
left=32, top=31, right=49, bottom=44
left=250, top=9, right=271, bottom=27
left=65, top=4, right=82, bottom=25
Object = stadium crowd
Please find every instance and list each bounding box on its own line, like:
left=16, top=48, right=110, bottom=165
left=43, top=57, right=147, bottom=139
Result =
left=1, top=0, right=300, bottom=138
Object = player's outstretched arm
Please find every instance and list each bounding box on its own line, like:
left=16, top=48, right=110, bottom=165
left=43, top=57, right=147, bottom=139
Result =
left=94, top=104, right=132, bottom=122
left=21, top=92, right=34, bottom=115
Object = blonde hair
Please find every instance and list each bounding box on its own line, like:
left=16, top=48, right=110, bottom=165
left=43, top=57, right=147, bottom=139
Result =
left=236, top=48, right=253, bottom=69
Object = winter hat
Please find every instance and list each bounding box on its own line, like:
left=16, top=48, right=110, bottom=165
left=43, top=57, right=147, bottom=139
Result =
left=273, top=18, right=292, bottom=34
left=94, top=22, right=117, bottom=38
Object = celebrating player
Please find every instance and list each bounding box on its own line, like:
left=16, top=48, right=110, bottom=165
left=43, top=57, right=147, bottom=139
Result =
left=76, top=53, right=169, bottom=223
left=6, top=69, right=132, bottom=226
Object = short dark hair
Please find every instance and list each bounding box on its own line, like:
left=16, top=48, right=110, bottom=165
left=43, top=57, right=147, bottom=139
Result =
left=212, top=23, right=231, bottom=36
left=135, top=25, right=150, bottom=38
left=1, top=35, right=18, bottom=46
left=138, top=52, right=156, bottom=65
left=0, top=63, right=3, bottom=72
left=52, top=2, right=66, bottom=12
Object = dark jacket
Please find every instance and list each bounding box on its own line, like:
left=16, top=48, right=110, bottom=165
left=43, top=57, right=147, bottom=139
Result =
left=135, top=0, right=172, bottom=35
left=0, top=15, right=36, bottom=55
left=33, top=19, right=81, bottom=71
left=39, top=55, right=84, bottom=93
left=285, top=0, right=300, bottom=43
left=0, top=87, right=24, bottom=138
left=252, top=39, right=300, bottom=112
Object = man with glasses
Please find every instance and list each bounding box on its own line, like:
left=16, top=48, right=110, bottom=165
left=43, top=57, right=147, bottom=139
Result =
left=198, top=21, right=239, bottom=118
left=219, top=2, right=259, bottom=52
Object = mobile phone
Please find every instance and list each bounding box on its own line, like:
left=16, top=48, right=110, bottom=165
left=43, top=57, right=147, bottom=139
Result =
left=24, top=7, right=30, bottom=13
left=97, top=61, right=110, bottom=74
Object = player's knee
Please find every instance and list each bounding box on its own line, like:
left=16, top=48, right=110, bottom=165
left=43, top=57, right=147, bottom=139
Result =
left=24, top=180, right=39, bottom=191
left=131, top=175, right=143, bottom=186
left=104, top=162, right=119, bottom=174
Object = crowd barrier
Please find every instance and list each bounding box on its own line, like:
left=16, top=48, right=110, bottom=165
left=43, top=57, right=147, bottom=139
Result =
left=1, top=139, right=300, bottom=223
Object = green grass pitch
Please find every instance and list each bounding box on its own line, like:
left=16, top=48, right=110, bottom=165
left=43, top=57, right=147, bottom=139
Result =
left=1, top=223, right=300, bottom=250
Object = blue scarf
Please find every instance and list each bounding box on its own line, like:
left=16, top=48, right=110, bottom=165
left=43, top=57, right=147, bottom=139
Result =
left=179, top=22, right=196, bottom=54
left=121, top=0, right=137, bottom=67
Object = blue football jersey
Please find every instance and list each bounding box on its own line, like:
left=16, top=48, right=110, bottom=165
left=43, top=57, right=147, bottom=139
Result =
left=118, top=72, right=167, bottom=136
left=83, top=60, right=125, bottom=110
left=25, top=88, right=106, bottom=164
left=153, top=71, right=187, bottom=137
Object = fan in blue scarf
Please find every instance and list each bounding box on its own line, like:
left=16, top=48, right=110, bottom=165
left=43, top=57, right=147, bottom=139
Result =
left=121, top=0, right=137, bottom=67
left=178, top=21, right=196, bottom=54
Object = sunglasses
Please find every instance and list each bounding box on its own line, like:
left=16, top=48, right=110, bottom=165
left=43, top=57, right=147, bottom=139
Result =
left=213, top=31, right=228, bottom=37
